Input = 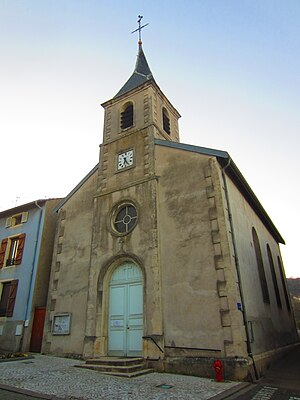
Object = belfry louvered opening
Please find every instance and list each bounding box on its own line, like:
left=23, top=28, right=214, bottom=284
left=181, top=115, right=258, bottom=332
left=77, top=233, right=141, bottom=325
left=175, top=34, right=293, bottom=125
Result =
left=162, top=108, right=170, bottom=135
left=121, top=103, right=133, bottom=129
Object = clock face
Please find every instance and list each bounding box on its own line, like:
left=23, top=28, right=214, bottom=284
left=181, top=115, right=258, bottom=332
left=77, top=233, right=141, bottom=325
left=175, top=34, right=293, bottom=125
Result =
left=117, top=149, right=134, bottom=170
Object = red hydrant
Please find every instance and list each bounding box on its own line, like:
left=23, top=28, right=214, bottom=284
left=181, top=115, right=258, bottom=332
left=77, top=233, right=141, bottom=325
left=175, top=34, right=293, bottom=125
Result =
left=213, top=359, right=223, bottom=382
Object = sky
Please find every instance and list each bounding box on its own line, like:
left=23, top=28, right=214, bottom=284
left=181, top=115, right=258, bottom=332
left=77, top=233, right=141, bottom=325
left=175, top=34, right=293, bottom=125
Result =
left=0, top=0, right=299, bottom=278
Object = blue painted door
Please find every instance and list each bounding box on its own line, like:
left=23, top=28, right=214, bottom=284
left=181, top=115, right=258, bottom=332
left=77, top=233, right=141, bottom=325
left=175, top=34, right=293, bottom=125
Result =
left=108, top=263, right=143, bottom=356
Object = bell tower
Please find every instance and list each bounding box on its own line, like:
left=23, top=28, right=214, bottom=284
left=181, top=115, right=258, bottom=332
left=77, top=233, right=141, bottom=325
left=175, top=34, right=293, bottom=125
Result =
left=97, top=32, right=181, bottom=192
left=101, top=38, right=181, bottom=146
left=97, top=30, right=181, bottom=195
left=86, top=19, right=180, bottom=359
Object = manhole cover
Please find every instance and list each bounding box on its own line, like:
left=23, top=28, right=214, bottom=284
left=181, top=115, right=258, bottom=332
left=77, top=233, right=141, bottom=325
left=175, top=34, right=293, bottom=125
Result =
left=156, top=384, right=173, bottom=389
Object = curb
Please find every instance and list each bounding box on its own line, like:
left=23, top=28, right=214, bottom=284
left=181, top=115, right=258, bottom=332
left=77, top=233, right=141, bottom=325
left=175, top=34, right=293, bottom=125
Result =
left=0, top=355, right=35, bottom=363
left=209, top=382, right=255, bottom=400
left=0, top=383, right=65, bottom=399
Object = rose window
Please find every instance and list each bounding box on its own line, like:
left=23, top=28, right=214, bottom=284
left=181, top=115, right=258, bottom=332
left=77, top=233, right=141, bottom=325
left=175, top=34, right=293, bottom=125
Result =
left=113, top=204, right=137, bottom=234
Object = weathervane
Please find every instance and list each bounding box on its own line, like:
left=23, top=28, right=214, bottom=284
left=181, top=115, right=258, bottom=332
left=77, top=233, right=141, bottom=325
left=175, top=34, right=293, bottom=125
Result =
left=131, top=15, right=149, bottom=44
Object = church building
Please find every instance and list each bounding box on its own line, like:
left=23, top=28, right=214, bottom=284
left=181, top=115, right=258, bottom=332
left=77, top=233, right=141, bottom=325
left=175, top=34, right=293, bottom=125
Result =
left=42, top=37, right=298, bottom=380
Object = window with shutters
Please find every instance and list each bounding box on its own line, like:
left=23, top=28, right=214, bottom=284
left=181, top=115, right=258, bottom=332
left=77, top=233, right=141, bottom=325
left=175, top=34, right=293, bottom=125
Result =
left=252, top=228, right=270, bottom=304
left=5, top=212, right=28, bottom=228
left=0, top=280, right=18, bottom=317
left=0, top=234, right=26, bottom=268
left=120, top=102, right=134, bottom=130
left=162, top=107, right=170, bottom=135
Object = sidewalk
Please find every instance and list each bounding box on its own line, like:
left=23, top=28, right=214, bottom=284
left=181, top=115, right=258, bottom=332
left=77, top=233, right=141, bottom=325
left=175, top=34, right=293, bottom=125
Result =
left=222, top=344, right=300, bottom=400
left=261, top=342, right=300, bottom=391
left=0, top=354, right=242, bottom=400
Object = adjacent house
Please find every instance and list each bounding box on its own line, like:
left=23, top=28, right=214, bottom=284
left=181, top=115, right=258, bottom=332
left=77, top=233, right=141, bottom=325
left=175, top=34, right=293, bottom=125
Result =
left=0, top=199, right=60, bottom=353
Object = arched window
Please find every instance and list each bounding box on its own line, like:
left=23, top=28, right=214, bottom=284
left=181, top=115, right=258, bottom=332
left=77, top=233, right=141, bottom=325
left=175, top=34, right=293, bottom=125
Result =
left=162, top=107, right=170, bottom=135
left=277, top=256, right=291, bottom=312
left=267, top=245, right=282, bottom=308
left=252, top=228, right=270, bottom=303
left=120, top=102, right=133, bottom=130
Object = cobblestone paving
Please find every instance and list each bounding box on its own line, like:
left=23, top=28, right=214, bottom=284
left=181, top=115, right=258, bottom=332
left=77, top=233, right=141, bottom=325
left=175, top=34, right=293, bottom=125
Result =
left=0, top=355, right=239, bottom=400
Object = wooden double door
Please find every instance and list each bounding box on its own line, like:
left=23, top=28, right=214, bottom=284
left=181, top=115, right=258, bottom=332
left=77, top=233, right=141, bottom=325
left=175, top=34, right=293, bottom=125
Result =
left=108, top=263, right=143, bottom=357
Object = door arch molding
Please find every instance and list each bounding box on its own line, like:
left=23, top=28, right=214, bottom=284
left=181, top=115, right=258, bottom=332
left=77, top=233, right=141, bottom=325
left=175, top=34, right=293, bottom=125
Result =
left=97, top=253, right=146, bottom=293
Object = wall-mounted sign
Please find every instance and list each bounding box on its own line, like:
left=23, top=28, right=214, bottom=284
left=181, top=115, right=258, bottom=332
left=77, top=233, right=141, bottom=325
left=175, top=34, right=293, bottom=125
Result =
left=15, top=324, right=23, bottom=336
left=52, top=313, right=71, bottom=335
left=111, top=319, right=123, bottom=327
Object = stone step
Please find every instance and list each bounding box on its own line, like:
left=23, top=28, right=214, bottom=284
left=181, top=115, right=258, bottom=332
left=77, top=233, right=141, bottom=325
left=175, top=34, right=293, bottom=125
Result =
left=77, top=365, right=153, bottom=378
left=78, top=363, right=145, bottom=373
left=85, top=357, right=143, bottom=366
left=100, top=368, right=154, bottom=378
left=76, top=357, right=153, bottom=378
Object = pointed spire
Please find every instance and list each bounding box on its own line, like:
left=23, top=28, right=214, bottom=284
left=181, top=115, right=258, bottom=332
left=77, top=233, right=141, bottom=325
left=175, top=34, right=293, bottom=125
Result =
left=114, top=43, right=155, bottom=99
left=114, top=16, right=155, bottom=98
left=134, top=42, right=153, bottom=78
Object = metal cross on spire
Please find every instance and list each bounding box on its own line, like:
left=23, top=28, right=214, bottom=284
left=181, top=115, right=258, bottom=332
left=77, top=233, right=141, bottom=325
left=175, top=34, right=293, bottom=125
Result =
left=131, top=15, right=149, bottom=44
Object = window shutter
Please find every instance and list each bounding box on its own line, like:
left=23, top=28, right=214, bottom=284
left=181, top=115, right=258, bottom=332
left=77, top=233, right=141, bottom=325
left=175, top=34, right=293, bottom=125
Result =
left=0, top=239, right=8, bottom=267
left=6, top=280, right=18, bottom=317
left=15, top=234, right=26, bottom=265
left=5, top=217, right=12, bottom=228
left=21, top=212, right=28, bottom=223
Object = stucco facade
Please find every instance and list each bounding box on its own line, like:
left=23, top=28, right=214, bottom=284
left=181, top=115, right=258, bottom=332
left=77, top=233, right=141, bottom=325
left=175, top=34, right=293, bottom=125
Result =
left=225, top=173, right=297, bottom=374
left=0, top=199, right=60, bottom=352
left=42, top=43, right=298, bottom=380
left=43, top=167, right=98, bottom=355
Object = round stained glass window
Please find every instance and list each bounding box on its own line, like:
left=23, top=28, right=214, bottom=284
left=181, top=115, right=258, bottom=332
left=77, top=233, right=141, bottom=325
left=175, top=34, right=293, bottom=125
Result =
left=113, top=204, right=138, bottom=234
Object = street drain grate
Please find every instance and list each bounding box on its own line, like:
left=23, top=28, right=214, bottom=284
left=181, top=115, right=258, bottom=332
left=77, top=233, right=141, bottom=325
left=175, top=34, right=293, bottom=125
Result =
left=21, top=361, right=34, bottom=364
left=156, top=384, right=173, bottom=389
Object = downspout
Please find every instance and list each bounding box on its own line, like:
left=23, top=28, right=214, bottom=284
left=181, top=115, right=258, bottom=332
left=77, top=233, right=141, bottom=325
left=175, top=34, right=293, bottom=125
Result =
left=221, top=158, right=259, bottom=381
left=19, top=200, right=44, bottom=352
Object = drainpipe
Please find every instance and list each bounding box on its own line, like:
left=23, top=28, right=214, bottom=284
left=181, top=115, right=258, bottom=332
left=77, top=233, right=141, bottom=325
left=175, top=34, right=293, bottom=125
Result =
left=221, top=159, right=259, bottom=381
left=19, top=200, right=44, bottom=352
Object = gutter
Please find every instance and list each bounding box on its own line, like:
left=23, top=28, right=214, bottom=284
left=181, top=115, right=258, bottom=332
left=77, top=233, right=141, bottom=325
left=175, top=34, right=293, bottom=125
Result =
left=221, top=158, right=259, bottom=381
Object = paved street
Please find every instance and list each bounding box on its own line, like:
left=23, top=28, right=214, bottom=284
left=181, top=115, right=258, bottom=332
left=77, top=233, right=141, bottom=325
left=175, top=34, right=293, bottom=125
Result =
left=0, top=354, right=239, bottom=399
left=227, top=385, right=300, bottom=400
left=0, top=345, right=299, bottom=400
left=226, top=344, right=300, bottom=400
